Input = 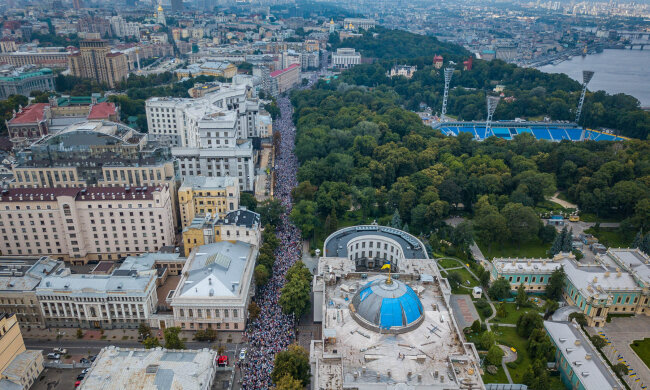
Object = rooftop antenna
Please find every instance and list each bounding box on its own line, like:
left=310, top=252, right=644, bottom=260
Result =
left=575, top=70, right=594, bottom=124
left=485, top=95, right=500, bottom=138
left=441, top=67, right=454, bottom=121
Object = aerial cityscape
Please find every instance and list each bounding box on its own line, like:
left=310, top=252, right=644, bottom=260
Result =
left=0, top=0, right=648, bottom=389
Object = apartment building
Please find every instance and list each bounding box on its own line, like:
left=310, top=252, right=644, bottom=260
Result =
left=0, top=257, right=65, bottom=329
left=0, top=185, right=175, bottom=264
left=0, top=52, right=69, bottom=68
left=182, top=208, right=261, bottom=256
left=179, top=176, right=239, bottom=228
left=68, top=39, right=128, bottom=88
left=36, top=269, right=158, bottom=329
left=168, top=241, right=257, bottom=332
left=270, top=63, right=301, bottom=95
left=0, top=313, right=44, bottom=390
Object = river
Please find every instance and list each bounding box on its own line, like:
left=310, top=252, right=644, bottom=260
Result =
left=538, top=49, right=650, bottom=106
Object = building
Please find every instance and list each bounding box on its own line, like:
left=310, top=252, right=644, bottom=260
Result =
left=68, top=39, right=128, bottom=88
left=109, top=16, right=140, bottom=38
left=388, top=65, right=417, bottom=79
left=343, top=18, right=376, bottom=31
left=182, top=208, right=261, bottom=256
left=300, top=51, right=320, bottom=70
left=331, top=48, right=361, bottom=69
left=188, top=82, right=222, bottom=98
left=0, top=185, right=175, bottom=264
left=178, top=176, right=239, bottom=228
left=175, top=62, right=237, bottom=79
left=311, top=225, right=484, bottom=389
left=0, top=257, right=65, bottom=329
left=270, top=63, right=300, bottom=96
left=0, top=67, right=55, bottom=100
left=36, top=266, right=158, bottom=329
left=434, top=55, right=443, bottom=69
left=79, top=346, right=216, bottom=390
left=483, top=248, right=650, bottom=327
left=0, top=38, right=18, bottom=53
left=545, top=321, right=624, bottom=390
left=0, top=313, right=44, bottom=390
left=156, top=5, right=166, bottom=26
left=0, top=52, right=69, bottom=68
left=167, top=241, right=257, bottom=332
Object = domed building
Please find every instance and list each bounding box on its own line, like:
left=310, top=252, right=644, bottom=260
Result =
left=350, top=277, right=424, bottom=333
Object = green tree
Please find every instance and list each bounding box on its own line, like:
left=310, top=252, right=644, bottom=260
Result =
left=271, top=344, right=311, bottom=386
left=163, top=327, right=185, bottom=349
left=528, top=328, right=555, bottom=361
left=591, top=335, right=607, bottom=349
left=486, top=345, right=504, bottom=365
left=139, top=323, right=152, bottom=339
left=258, top=198, right=284, bottom=226
left=516, top=312, right=543, bottom=337
left=248, top=301, right=261, bottom=321
left=478, top=331, right=496, bottom=350
left=390, top=209, right=402, bottom=229
left=254, top=264, right=270, bottom=286
left=286, top=262, right=312, bottom=284
left=290, top=200, right=319, bottom=239
left=471, top=319, right=482, bottom=334
left=613, top=362, right=629, bottom=376
left=488, top=278, right=511, bottom=301
left=568, top=312, right=587, bottom=326
left=240, top=192, right=257, bottom=211
left=543, top=299, right=559, bottom=319
left=275, top=374, right=304, bottom=390
left=546, top=267, right=566, bottom=301
left=279, top=276, right=311, bottom=318
left=143, top=337, right=161, bottom=349
left=502, top=203, right=540, bottom=245
left=516, top=283, right=528, bottom=307
left=447, top=271, right=463, bottom=290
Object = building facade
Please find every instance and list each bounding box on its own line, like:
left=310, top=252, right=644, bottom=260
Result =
left=0, top=185, right=175, bottom=264
left=178, top=176, right=239, bottom=228
left=168, top=241, right=257, bottom=332
left=331, top=48, right=361, bottom=69
left=343, top=18, right=376, bottom=30
left=270, top=63, right=300, bottom=95
left=0, top=313, right=44, bottom=390
left=68, top=39, right=128, bottom=88
left=0, top=67, right=55, bottom=100
left=182, top=208, right=261, bottom=256
left=0, top=52, right=69, bottom=68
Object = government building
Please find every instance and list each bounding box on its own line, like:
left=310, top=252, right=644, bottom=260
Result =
left=483, top=248, right=650, bottom=327
left=311, top=224, right=484, bottom=389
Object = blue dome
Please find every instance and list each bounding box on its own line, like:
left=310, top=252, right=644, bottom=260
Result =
left=351, top=278, right=424, bottom=331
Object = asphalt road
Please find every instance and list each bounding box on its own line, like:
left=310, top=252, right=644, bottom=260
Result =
left=25, top=339, right=218, bottom=354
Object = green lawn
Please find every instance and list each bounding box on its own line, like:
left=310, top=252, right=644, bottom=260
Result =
left=491, top=303, right=543, bottom=325
left=437, top=258, right=464, bottom=269
left=477, top=238, right=550, bottom=260
left=579, top=213, right=622, bottom=223
left=494, top=327, right=531, bottom=384
left=481, top=362, right=509, bottom=384
left=631, top=338, right=650, bottom=370
left=584, top=227, right=632, bottom=248
left=447, top=267, right=479, bottom=288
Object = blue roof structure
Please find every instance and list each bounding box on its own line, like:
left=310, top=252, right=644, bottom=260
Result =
left=351, top=278, right=424, bottom=330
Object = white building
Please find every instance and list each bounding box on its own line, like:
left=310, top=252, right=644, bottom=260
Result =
left=331, top=48, right=361, bottom=69
left=109, top=16, right=140, bottom=38
left=343, top=18, right=376, bottom=30
left=79, top=346, right=216, bottom=390
left=168, top=241, right=257, bottom=332
left=300, top=51, right=320, bottom=70
left=36, top=268, right=158, bottom=329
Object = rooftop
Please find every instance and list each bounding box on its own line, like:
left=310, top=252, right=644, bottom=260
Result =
left=0, top=185, right=166, bottom=203
left=79, top=347, right=216, bottom=390
left=545, top=321, right=623, bottom=390
left=218, top=208, right=260, bottom=228
left=270, top=63, right=300, bottom=77
left=2, top=350, right=42, bottom=383
left=180, top=176, right=236, bottom=190
left=87, top=102, right=118, bottom=120
left=0, top=257, right=64, bottom=292
left=37, top=270, right=156, bottom=297
left=324, top=225, right=428, bottom=260
left=7, top=103, right=47, bottom=124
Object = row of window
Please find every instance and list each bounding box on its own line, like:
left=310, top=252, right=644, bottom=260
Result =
left=178, top=308, right=239, bottom=318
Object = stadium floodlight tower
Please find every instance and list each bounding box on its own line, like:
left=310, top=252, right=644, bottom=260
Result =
left=485, top=95, right=500, bottom=138
left=575, top=70, right=594, bottom=124
left=440, top=67, right=454, bottom=121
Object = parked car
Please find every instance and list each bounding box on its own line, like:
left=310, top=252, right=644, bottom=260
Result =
left=74, top=380, right=81, bottom=388
left=79, top=358, right=90, bottom=364
left=53, top=348, right=67, bottom=354
left=76, top=373, right=85, bottom=381
left=81, top=368, right=89, bottom=374
left=89, top=355, right=96, bottom=362
left=217, top=355, right=228, bottom=367
left=46, top=353, right=61, bottom=360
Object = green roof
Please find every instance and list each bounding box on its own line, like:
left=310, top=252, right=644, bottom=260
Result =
left=0, top=68, right=53, bottom=82
left=56, top=95, right=107, bottom=106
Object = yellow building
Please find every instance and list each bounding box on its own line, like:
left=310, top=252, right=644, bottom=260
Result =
left=175, top=62, right=237, bottom=80
left=182, top=208, right=261, bottom=256
left=179, top=176, right=239, bottom=229
left=0, top=312, right=44, bottom=389
left=0, top=313, right=25, bottom=374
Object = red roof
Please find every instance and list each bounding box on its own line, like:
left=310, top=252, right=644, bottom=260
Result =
left=8, top=103, right=48, bottom=124
left=270, top=63, right=300, bottom=78
left=434, top=55, right=443, bottom=62
left=87, top=102, right=117, bottom=120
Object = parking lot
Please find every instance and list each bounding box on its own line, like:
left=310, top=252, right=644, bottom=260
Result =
left=31, top=367, right=86, bottom=390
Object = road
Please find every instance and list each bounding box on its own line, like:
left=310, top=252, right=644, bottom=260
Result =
left=24, top=338, right=234, bottom=354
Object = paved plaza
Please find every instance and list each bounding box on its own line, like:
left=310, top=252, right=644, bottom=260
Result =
left=450, top=294, right=480, bottom=330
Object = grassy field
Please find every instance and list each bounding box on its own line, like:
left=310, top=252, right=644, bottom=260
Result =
left=481, top=363, right=509, bottom=384
left=631, top=339, right=650, bottom=370
left=437, top=258, right=464, bottom=269
left=579, top=213, right=622, bottom=223
left=447, top=267, right=480, bottom=288
left=494, top=327, right=531, bottom=384
left=491, top=302, right=544, bottom=325
left=584, top=227, right=633, bottom=248
left=477, top=238, right=550, bottom=260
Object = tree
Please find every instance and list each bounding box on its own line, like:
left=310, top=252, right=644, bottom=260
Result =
left=279, top=277, right=311, bottom=318
left=633, top=229, right=643, bottom=248
left=488, top=278, right=511, bottom=301
left=194, top=328, right=217, bottom=342
left=143, top=337, right=161, bottom=349
left=139, top=323, right=152, bottom=339
left=471, top=319, right=482, bottom=334
left=479, top=331, right=496, bottom=350
left=516, top=312, right=543, bottom=337
left=613, top=362, right=629, bottom=376
left=258, top=198, right=284, bottom=226
left=248, top=301, right=261, bottom=321
left=447, top=271, right=463, bottom=290
left=275, top=374, right=304, bottom=390
left=591, top=335, right=607, bottom=349
left=240, top=192, right=257, bottom=211
left=543, top=299, right=559, bottom=319
left=450, top=221, right=474, bottom=252
left=271, top=344, right=310, bottom=386
left=289, top=200, right=319, bottom=239
left=502, top=203, right=540, bottom=245
left=286, top=262, right=311, bottom=285
left=528, top=328, right=555, bottom=361
left=546, top=267, right=566, bottom=301
left=516, top=283, right=528, bottom=307
left=390, top=209, right=402, bottom=229
left=486, top=345, right=504, bottom=365
left=163, top=327, right=185, bottom=349
left=76, top=328, right=83, bottom=339
left=496, top=302, right=507, bottom=318
left=568, top=312, right=587, bottom=326
left=254, top=264, right=270, bottom=286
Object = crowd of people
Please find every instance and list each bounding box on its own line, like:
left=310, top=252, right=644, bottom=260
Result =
left=240, top=73, right=318, bottom=387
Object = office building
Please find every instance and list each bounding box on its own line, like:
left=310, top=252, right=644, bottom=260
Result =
left=167, top=241, right=257, bottom=332
left=0, top=257, right=65, bottom=329
left=0, top=185, right=175, bottom=264
left=79, top=346, right=216, bottom=390
left=182, top=208, right=261, bottom=256
left=545, top=321, right=624, bottom=390
left=331, top=48, right=361, bottom=69
left=483, top=248, right=650, bottom=327
left=36, top=266, right=158, bottom=329
left=270, top=63, right=300, bottom=96
left=0, top=67, right=55, bottom=100
left=0, top=313, right=44, bottom=390
left=178, top=176, right=239, bottom=228
left=311, top=225, right=484, bottom=389
left=68, top=39, right=128, bottom=88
